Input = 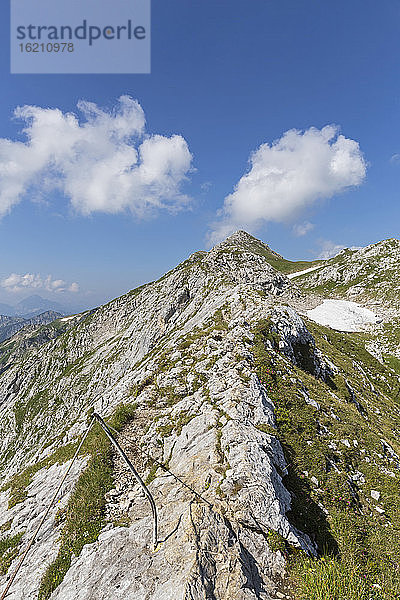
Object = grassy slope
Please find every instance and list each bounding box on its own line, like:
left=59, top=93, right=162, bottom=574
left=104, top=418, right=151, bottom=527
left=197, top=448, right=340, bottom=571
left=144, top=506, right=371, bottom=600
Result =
left=37, top=404, right=137, bottom=599
left=2, top=303, right=400, bottom=599
left=233, top=236, right=324, bottom=274
left=294, top=240, right=400, bottom=301
left=253, top=318, right=400, bottom=599
left=2, top=238, right=400, bottom=599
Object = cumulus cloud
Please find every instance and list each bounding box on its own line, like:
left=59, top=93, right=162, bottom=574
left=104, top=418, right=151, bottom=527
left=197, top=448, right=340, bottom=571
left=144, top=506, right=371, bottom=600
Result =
left=68, top=282, right=79, bottom=293
left=1, top=273, right=79, bottom=293
left=317, top=240, right=363, bottom=260
left=292, top=221, right=314, bottom=237
left=0, top=96, right=193, bottom=218
left=317, top=240, right=346, bottom=259
left=209, top=125, right=366, bottom=244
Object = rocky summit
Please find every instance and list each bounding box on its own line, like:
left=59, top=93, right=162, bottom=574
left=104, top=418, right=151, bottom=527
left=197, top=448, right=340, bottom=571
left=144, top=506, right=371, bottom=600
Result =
left=0, top=231, right=399, bottom=600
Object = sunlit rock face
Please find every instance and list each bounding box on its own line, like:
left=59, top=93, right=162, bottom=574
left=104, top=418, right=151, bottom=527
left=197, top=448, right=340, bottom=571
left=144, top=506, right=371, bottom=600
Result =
left=0, top=232, right=399, bottom=600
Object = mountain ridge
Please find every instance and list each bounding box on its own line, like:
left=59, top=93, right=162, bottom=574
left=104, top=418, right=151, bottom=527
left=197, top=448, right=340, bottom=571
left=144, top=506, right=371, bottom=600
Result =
left=0, top=232, right=399, bottom=600
left=0, top=310, right=65, bottom=345
left=0, top=294, right=80, bottom=319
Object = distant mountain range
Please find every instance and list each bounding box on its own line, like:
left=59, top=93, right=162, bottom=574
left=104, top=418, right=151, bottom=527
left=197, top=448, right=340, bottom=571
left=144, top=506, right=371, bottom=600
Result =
left=0, top=294, right=72, bottom=318
left=0, top=310, right=65, bottom=344
left=0, top=301, right=16, bottom=315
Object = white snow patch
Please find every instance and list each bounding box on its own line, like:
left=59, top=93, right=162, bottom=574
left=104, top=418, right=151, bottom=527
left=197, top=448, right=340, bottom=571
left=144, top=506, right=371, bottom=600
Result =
left=287, top=266, right=322, bottom=279
left=307, top=300, right=380, bottom=332
left=59, top=315, right=76, bottom=322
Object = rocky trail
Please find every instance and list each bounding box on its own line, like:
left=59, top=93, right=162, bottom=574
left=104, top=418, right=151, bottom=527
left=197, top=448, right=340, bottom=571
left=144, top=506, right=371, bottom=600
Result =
left=0, top=232, right=399, bottom=599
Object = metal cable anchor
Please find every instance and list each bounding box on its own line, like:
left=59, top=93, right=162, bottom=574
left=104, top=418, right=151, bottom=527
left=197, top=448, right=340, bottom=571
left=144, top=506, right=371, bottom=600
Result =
left=93, top=413, right=159, bottom=551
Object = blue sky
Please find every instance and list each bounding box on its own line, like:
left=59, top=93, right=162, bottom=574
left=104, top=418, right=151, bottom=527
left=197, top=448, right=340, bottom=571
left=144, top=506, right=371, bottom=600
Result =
left=0, top=0, right=400, bottom=310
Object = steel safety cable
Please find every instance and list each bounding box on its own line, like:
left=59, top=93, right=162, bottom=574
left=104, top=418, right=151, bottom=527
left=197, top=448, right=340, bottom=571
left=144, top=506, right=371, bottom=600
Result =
left=0, top=417, right=96, bottom=600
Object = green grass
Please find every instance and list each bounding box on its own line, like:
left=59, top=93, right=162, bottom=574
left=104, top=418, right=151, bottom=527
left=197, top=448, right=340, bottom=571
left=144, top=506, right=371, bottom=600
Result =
left=292, top=554, right=387, bottom=600
left=35, top=402, right=137, bottom=600
left=266, top=530, right=288, bottom=554
left=0, top=531, right=24, bottom=576
left=144, top=462, right=159, bottom=485
left=0, top=520, right=11, bottom=533
left=2, top=442, right=79, bottom=509
left=225, top=235, right=324, bottom=274
left=262, top=255, right=323, bottom=274
left=252, top=318, right=400, bottom=600
left=38, top=429, right=113, bottom=598
left=156, top=410, right=195, bottom=439
left=296, top=239, right=400, bottom=308
left=292, top=512, right=400, bottom=600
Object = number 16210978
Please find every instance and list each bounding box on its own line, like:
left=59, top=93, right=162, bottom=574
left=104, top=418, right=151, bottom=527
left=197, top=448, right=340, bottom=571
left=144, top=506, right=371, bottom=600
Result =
left=19, top=42, right=74, bottom=52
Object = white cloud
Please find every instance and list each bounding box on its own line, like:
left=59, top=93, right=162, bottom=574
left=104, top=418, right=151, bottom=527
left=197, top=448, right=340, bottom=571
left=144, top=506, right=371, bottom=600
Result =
left=209, top=125, right=366, bottom=244
left=1, top=273, right=79, bottom=294
left=292, top=221, right=314, bottom=237
left=317, top=240, right=346, bottom=259
left=0, top=96, right=193, bottom=218
left=390, top=153, right=400, bottom=165
left=200, top=181, right=212, bottom=192
left=317, top=240, right=363, bottom=260
left=68, top=282, right=79, bottom=293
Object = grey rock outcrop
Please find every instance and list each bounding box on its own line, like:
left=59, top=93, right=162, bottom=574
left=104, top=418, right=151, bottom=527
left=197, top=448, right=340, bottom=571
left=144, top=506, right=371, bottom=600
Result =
left=2, top=231, right=393, bottom=600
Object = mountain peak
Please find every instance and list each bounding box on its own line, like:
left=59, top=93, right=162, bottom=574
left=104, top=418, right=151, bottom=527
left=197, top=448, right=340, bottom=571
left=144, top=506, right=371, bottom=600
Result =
left=212, top=230, right=284, bottom=259
left=1, top=232, right=400, bottom=600
left=14, top=294, right=68, bottom=317
left=220, top=230, right=259, bottom=245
